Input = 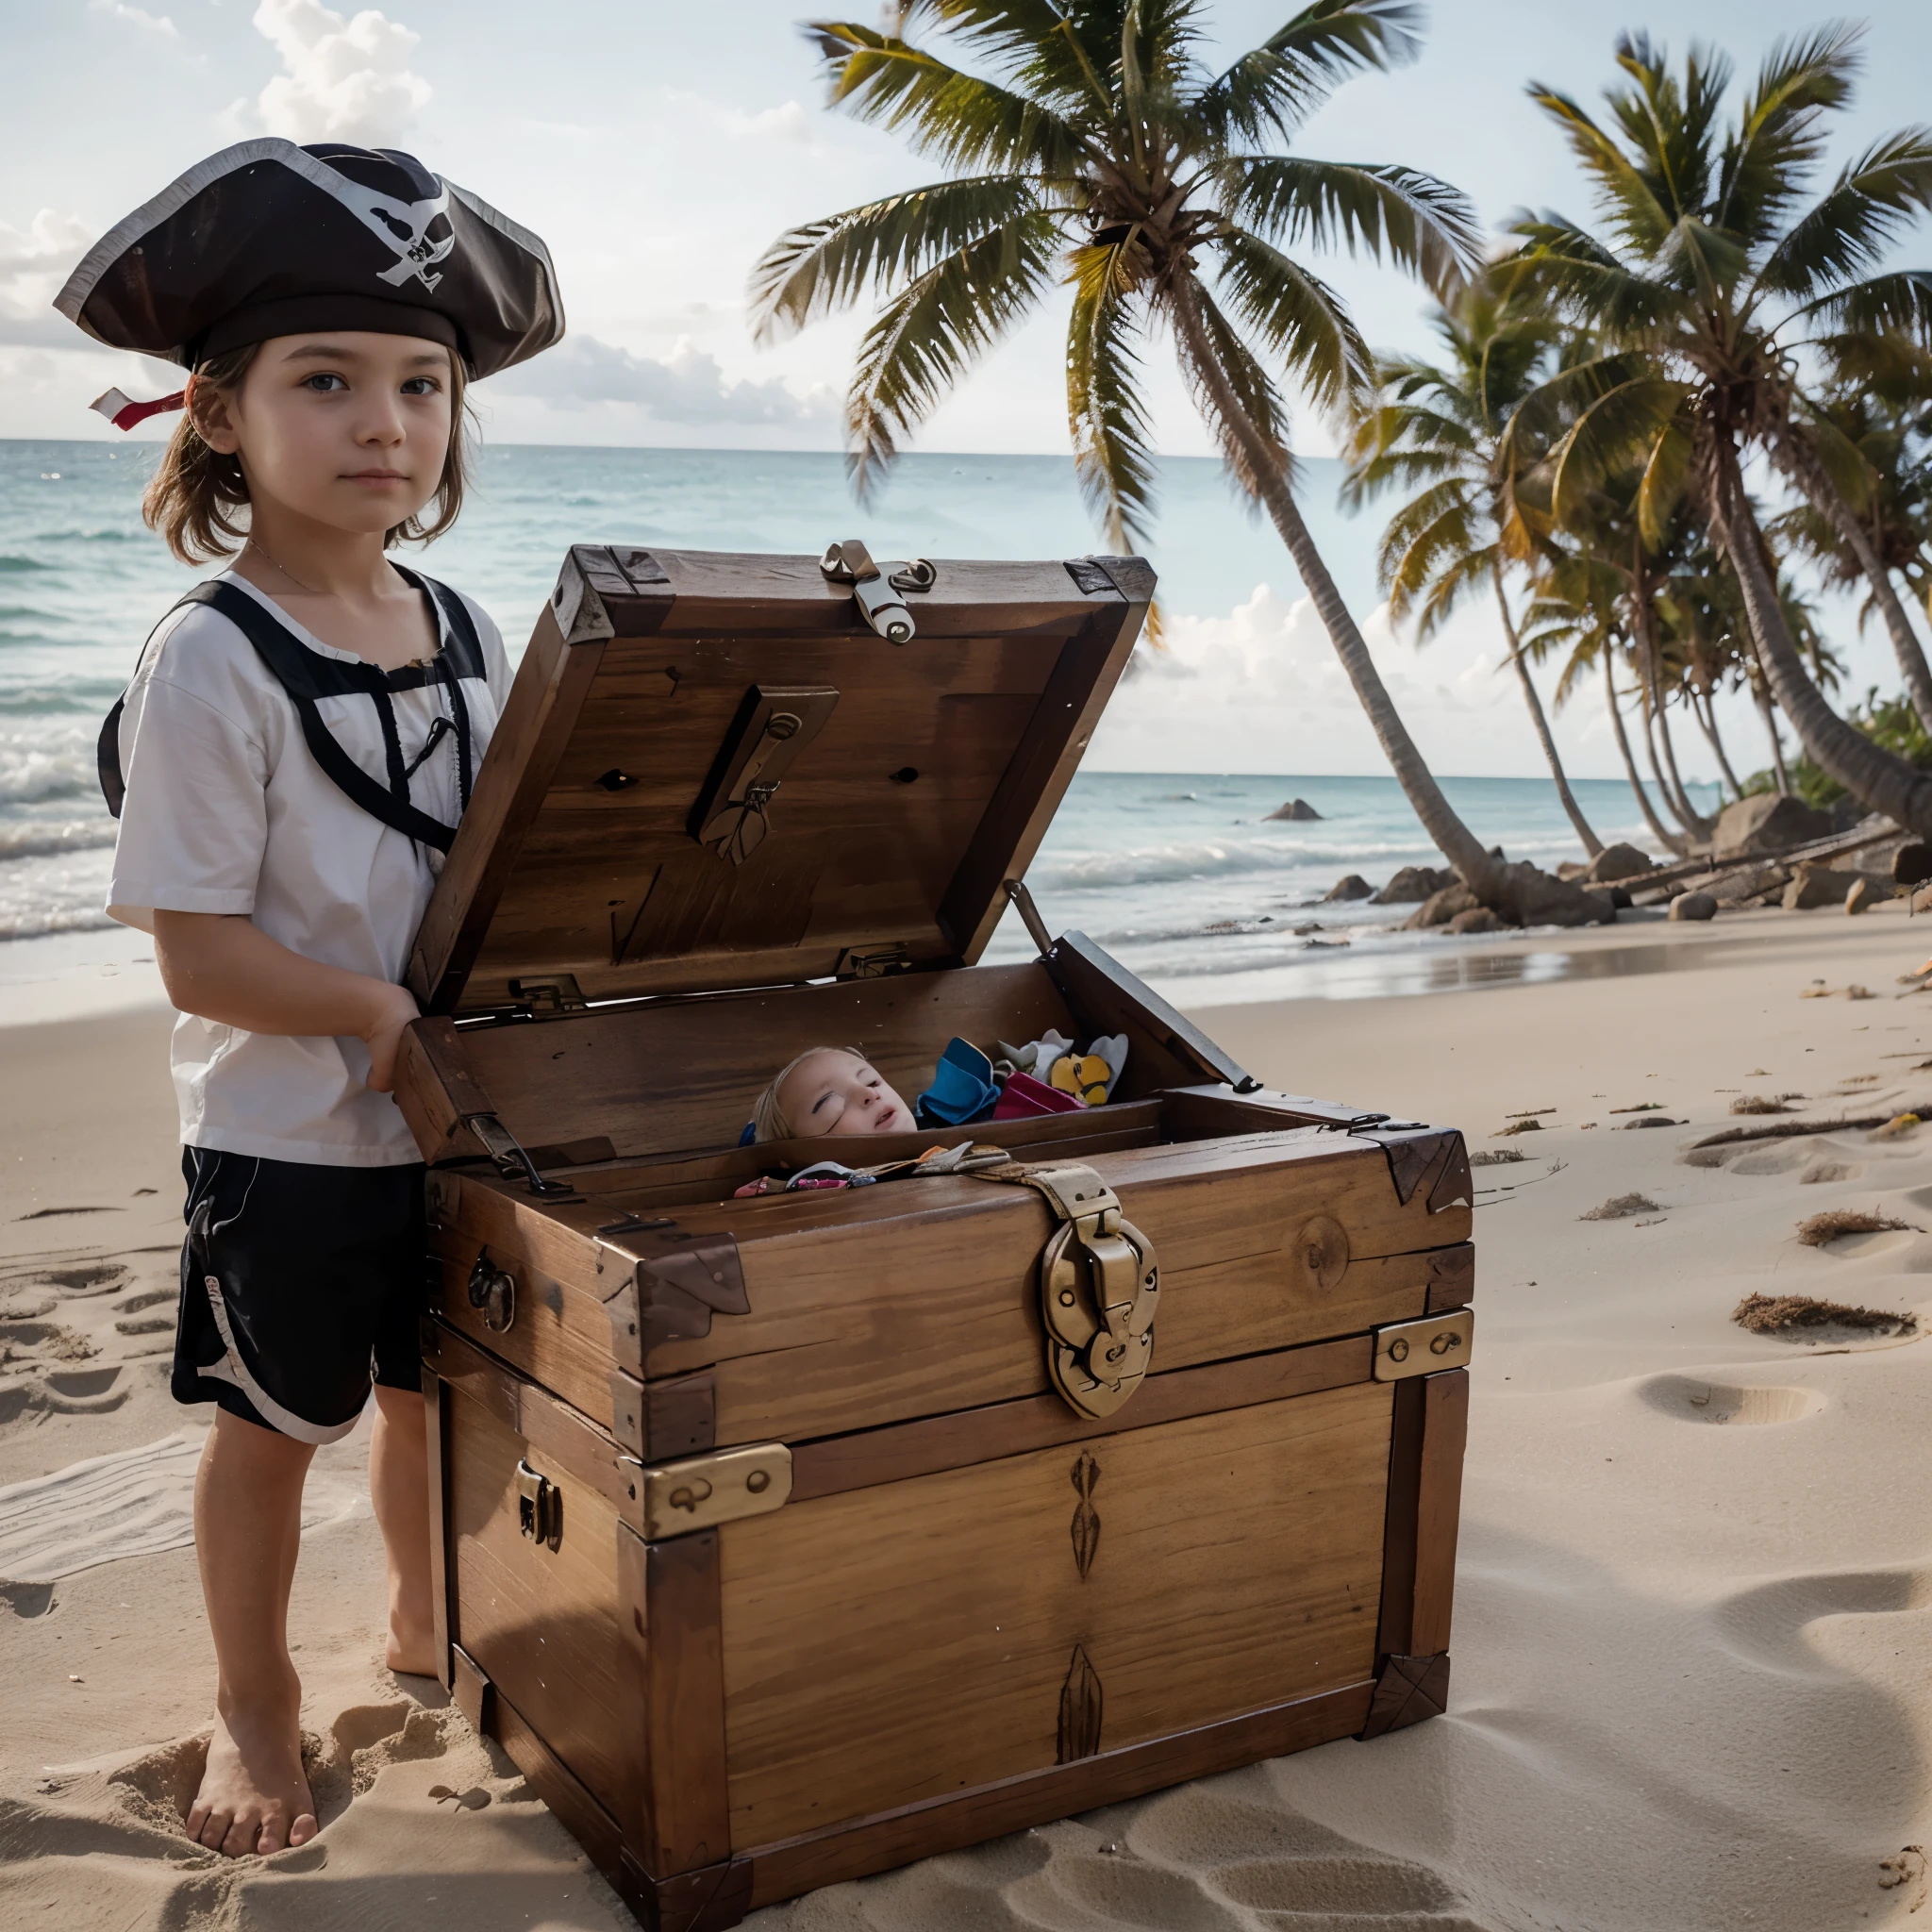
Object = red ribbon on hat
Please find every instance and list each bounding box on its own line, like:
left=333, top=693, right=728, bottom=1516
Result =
left=89, top=387, right=187, bottom=432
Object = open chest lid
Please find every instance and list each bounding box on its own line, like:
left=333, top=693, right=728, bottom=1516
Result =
left=408, top=543, right=1153, bottom=1014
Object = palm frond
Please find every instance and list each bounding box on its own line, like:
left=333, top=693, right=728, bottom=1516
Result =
left=1412, top=541, right=1496, bottom=642
left=1065, top=240, right=1158, bottom=550
left=1213, top=157, right=1481, bottom=297
left=750, top=175, right=1047, bottom=343
left=896, top=3, right=1126, bottom=114
left=1525, top=81, right=1678, bottom=261
left=1759, top=129, right=1932, bottom=298
left=1507, top=218, right=1677, bottom=338
left=1801, top=271, right=1932, bottom=349
left=807, top=20, right=1091, bottom=173
left=1191, top=0, right=1422, bottom=150
left=1547, top=375, right=1694, bottom=529
left=1606, top=32, right=1724, bottom=231
left=844, top=210, right=1061, bottom=498
left=1634, top=410, right=1694, bottom=550
left=1209, top=226, right=1374, bottom=417
left=1718, top=20, right=1862, bottom=244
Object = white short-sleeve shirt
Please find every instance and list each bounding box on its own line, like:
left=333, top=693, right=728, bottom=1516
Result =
left=107, top=570, right=510, bottom=1166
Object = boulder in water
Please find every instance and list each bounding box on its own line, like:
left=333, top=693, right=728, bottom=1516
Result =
left=1585, top=841, right=1656, bottom=884
left=1714, top=793, right=1834, bottom=858
left=1265, top=798, right=1324, bottom=822
left=1373, top=864, right=1457, bottom=905
left=1324, top=874, right=1374, bottom=902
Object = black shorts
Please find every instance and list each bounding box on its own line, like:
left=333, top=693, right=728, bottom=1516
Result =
left=175, top=1147, right=427, bottom=1443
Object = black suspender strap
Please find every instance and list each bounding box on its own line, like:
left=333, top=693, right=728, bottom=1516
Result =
left=99, top=575, right=487, bottom=853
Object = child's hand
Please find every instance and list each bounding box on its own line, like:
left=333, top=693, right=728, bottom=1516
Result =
left=359, top=982, right=423, bottom=1093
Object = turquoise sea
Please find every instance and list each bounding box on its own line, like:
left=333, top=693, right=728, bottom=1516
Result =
left=0, top=439, right=1705, bottom=999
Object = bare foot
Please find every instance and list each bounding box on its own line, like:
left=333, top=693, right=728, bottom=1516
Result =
left=386, top=1609, right=439, bottom=1679
left=185, top=1700, right=318, bottom=1857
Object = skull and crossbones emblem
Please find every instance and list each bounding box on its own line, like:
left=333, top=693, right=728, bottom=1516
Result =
left=339, top=182, right=457, bottom=291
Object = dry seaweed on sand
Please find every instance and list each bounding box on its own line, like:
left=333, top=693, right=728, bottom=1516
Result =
left=1733, top=1291, right=1916, bottom=1337
left=1729, top=1093, right=1804, bottom=1115
left=1493, top=1118, right=1543, bottom=1136
left=1470, top=1147, right=1527, bottom=1167
left=1609, top=1102, right=1666, bottom=1113
left=1795, top=1209, right=1919, bottom=1245
left=1580, top=1193, right=1660, bottom=1221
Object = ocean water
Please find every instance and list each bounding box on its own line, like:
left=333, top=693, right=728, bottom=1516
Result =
left=0, top=439, right=1698, bottom=997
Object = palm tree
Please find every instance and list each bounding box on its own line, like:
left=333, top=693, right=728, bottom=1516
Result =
left=1341, top=273, right=1606, bottom=856
left=1771, top=366, right=1932, bottom=642
left=1510, top=26, right=1932, bottom=835
left=753, top=0, right=1609, bottom=924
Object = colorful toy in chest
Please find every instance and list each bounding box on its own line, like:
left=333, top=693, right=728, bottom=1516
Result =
left=393, top=543, right=1475, bottom=1930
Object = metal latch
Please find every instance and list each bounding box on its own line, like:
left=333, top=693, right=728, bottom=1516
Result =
left=820, top=539, right=937, bottom=643
left=1372, top=1309, right=1474, bottom=1381
left=508, top=974, right=588, bottom=1014
left=638, top=1442, right=792, bottom=1541
left=516, top=1459, right=562, bottom=1550
left=467, top=1254, right=516, bottom=1333
left=461, top=1111, right=575, bottom=1199
left=1026, top=1164, right=1159, bottom=1420
left=687, top=684, right=841, bottom=866
left=833, top=941, right=912, bottom=979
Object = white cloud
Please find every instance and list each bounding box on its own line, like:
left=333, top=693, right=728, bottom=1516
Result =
left=494, top=332, right=835, bottom=429
left=0, top=211, right=95, bottom=345
left=89, top=0, right=178, bottom=35
left=231, top=0, right=431, bottom=147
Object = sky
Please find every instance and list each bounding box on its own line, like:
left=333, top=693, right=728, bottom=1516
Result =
left=1, top=1, right=1929, bottom=781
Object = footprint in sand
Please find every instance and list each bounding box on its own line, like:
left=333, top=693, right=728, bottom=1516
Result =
left=1711, top=1568, right=1932, bottom=1680
left=772, top=1776, right=1485, bottom=1930
left=1637, top=1374, right=1825, bottom=1426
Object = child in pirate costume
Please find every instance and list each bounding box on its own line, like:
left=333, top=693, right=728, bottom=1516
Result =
left=56, top=141, right=562, bottom=1858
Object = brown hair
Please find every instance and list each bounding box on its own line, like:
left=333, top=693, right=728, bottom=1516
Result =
left=141, top=341, right=473, bottom=564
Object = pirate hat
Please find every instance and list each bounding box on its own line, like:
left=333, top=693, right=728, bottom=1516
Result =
left=56, top=138, right=563, bottom=381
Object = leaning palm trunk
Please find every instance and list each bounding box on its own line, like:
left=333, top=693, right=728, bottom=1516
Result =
left=1712, top=450, right=1932, bottom=836
left=1637, top=675, right=1704, bottom=841
left=1772, top=429, right=1932, bottom=737
left=1166, top=276, right=1604, bottom=924
left=1628, top=585, right=1712, bottom=839
left=1655, top=697, right=1712, bottom=838
left=1750, top=676, right=1792, bottom=795
left=1606, top=652, right=1689, bottom=855
left=1494, top=568, right=1603, bottom=857
left=1690, top=690, right=1745, bottom=802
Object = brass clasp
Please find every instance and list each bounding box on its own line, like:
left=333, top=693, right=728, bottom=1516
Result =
left=1027, top=1164, right=1159, bottom=1420
left=515, top=1459, right=562, bottom=1550
left=638, top=1441, right=792, bottom=1541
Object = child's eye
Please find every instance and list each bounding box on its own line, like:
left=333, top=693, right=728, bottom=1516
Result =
left=302, top=373, right=347, bottom=392
left=401, top=376, right=441, bottom=395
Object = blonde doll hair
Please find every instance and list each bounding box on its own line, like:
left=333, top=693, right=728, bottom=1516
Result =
left=750, top=1046, right=873, bottom=1144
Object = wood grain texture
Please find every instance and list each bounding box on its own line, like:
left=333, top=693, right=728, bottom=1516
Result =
left=488, top=1676, right=626, bottom=1881
left=620, top=1524, right=733, bottom=1875
left=1045, top=935, right=1255, bottom=1093
left=717, top=1383, right=1391, bottom=1848
left=445, top=1384, right=627, bottom=1815
left=415, top=550, right=1145, bottom=1011
left=787, top=1334, right=1370, bottom=1502
left=422, top=1349, right=454, bottom=1690
left=394, top=1014, right=501, bottom=1166
left=741, top=1678, right=1372, bottom=1908
left=1412, top=1369, right=1469, bottom=1657
left=1374, top=1377, right=1424, bottom=1662
left=1424, top=1242, right=1475, bottom=1314
left=414, top=604, right=608, bottom=1011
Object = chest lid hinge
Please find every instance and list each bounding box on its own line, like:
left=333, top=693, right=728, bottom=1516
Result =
left=834, top=941, right=914, bottom=979
left=460, top=1110, right=578, bottom=1199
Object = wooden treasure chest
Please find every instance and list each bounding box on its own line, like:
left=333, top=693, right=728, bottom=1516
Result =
left=393, top=543, right=1475, bottom=1932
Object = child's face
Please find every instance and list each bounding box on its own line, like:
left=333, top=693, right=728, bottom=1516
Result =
left=778, top=1051, right=910, bottom=1139
left=192, top=331, right=454, bottom=537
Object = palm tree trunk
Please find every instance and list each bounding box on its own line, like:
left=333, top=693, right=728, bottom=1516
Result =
left=1627, top=570, right=1712, bottom=838
left=1606, top=649, right=1688, bottom=855
left=1772, top=428, right=1932, bottom=736
left=1711, top=446, right=1932, bottom=836
left=1691, top=689, right=1745, bottom=802
left=1494, top=565, right=1603, bottom=858
left=1165, top=275, right=1609, bottom=924
left=1655, top=698, right=1712, bottom=838
left=1750, top=675, right=1791, bottom=794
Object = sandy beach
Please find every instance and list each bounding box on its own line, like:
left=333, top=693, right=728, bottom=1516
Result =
left=5, top=905, right=1932, bottom=1930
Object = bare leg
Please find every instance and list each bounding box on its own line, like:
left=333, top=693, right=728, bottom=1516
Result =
left=186, top=1407, right=318, bottom=1857
left=371, top=1385, right=436, bottom=1676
